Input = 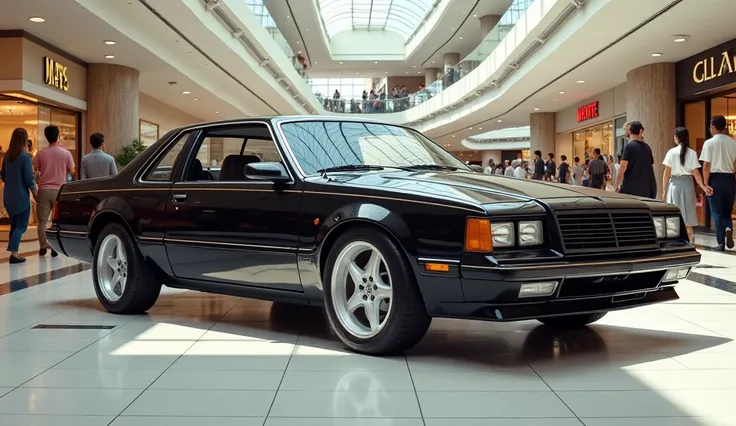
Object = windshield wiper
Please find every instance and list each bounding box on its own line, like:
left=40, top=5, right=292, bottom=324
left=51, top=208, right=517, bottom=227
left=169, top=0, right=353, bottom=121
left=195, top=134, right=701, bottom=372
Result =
left=402, top=164, right=459, bottom=171
left=316, top=164, right=386, bottom=175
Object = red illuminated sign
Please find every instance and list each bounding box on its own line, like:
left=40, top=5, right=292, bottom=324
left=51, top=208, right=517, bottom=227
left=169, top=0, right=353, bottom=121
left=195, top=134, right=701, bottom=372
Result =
left=577, top=101, right=599, bottom=122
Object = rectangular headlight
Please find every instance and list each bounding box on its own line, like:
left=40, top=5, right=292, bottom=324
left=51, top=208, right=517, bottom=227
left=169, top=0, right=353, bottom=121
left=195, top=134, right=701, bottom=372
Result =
left=491, top=222, right=514, bottom=247
left=653, top=216, right=666, bottom=239
left=518, top=220, right=543, bottom=246
left=666, top=216, right=680, bottom=238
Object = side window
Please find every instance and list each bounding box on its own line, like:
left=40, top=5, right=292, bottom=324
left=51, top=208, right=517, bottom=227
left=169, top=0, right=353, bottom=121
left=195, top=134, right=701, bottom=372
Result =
left=184, top=124, right=283, bottom=182
left=143, top=132, right=190, bottom=181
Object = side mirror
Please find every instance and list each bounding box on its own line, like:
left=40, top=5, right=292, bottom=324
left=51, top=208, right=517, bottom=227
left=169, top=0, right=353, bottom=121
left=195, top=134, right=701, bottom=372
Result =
left=245, top=162, right=290, bottom=181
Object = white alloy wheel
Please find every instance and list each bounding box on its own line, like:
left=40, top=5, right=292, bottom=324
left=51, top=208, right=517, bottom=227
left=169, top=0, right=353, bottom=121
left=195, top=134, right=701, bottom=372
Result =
left=95, top=234, right=128, bottom=302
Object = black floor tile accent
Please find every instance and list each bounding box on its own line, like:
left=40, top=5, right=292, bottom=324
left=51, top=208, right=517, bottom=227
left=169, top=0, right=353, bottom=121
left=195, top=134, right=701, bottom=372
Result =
left=32, top=324, right=115, bottom=330
left=0, top=263, right=91, bottom=295
left=687, top=271, right=736, bottom=296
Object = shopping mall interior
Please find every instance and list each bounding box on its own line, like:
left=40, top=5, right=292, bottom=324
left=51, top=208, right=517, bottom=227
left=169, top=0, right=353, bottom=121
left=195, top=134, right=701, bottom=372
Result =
left=0, top=0, right=736, bottom=424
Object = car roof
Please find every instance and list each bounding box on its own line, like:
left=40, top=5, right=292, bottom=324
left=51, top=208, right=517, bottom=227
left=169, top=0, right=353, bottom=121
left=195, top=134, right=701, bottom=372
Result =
left=176, top=115, right=414, bottom=133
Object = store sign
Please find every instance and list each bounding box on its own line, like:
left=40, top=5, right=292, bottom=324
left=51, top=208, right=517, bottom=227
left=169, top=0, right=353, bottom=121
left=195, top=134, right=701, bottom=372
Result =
left=692, top=50, right=736, bottom=84
left=577, top=101, right=599, bottom=122
left=44, top=57, right=69, bottom=91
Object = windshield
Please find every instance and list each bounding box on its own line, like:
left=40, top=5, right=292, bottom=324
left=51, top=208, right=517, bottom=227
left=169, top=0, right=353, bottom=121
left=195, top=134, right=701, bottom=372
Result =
left=279, top=120, right=471, bottom=175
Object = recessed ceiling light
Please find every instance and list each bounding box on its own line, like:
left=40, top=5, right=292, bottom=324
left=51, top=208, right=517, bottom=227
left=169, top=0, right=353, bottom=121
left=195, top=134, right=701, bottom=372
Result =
left=432, top=61, right=435, bottom=64
left=305, top=28, right=309, bottom=31
left=576, top=80, right=586, bottom=84
left=412, top=65, right=417, bottom=68
left=193, top=98, right=200, bottom=101
left=478, top=127, right=482, bottom=130
left=286, top=15, right=291, bottom=19
left=559, top=91, right=566, bottom=94
left=418, top=71, right=422, bottom=74
left=452, top=135, right=456, bottom=138
left=339, top=61, right=343, bottom=64
left=651, top=52, right=662, bottom=57
left=451, top=28, right=454, bottom=31
left=673, top=35, right=688, bottom=43
left=534, top=107, right=540, bottom=111
left=374, top=61, right=378, bottom=64
left=315, top=61, right=319, bottom=64
left=215, top=111, right=220, bottom=114
left=182, top=91, right=191, bottom=95
left=497, top=119, right=503, bottom=123
left=356, top=72, right=360, bottom=75
left=473, top=14, right=477, bottom=17
left=297, top=41, right=300, bottom=44
left=406, top=72, right=409, bottom=74
left=103, top=40, right=116, bottom=45
left=469, top=127, right=473, bottom=130
left=28, top=17, right=45, bottom=23
left=104, top=55, right=115, bottom=59
left=385, top=71, right=388, bottom=74
left=459, top=36, right=464, bottom=40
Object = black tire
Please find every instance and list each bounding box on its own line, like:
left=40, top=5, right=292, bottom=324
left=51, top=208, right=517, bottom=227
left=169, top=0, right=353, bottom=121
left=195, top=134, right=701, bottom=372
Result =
left=537, top=312, right=607, bottom=328
left=92, top=223, right=161, bottom=314
left=323, top=227, right=431, bottom=355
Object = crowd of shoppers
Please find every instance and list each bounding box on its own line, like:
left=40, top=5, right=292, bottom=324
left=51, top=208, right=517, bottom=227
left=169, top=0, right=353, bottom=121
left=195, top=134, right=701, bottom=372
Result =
left=0, top=126, right=118, bottom=264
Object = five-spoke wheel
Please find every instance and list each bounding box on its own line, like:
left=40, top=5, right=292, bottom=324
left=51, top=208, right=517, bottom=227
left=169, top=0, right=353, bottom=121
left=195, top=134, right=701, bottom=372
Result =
left=96, top=234, right=128, bottom=303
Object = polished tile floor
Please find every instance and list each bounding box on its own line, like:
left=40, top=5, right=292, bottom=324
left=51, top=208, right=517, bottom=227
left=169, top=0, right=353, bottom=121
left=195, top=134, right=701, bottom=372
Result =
left=0, top=241, right=734, bottom=426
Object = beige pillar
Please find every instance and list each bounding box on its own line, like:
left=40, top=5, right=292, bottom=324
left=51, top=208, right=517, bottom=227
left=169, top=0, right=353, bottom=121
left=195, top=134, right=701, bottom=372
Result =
left=86, top=64, right=140, bottom=158
left=530, top=112, right=556, bottom=157
left=480, top=15, right=501, bottom=38
left=626, top=62, right=676, bottom=194
left=424, top=68, right=439, bottom=86
left=443, top=52, right=460, bottom=72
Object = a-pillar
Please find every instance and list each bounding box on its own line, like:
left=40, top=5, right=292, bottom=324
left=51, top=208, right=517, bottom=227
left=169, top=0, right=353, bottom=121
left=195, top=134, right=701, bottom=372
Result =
left=424, top=68, right=439, bottom=86
left=626, top=62, right=676, bottom=194
left=530, top=112, right=556, bottom=158
left=443, top=52, right=460, bottom=73
left=479, top=15, right=500, bottom=38
left=86, top=64, right=140, bottom=158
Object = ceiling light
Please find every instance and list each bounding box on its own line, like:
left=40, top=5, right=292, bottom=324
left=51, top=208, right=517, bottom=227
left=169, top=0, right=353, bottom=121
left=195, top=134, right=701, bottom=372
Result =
left=28, top=17, right=45, bottom=23
left=576, top=80, right=585, bottom=84
left=559, top=91, right=565, bottom=94
left=385, top=71, right=388, bottom=74
left=297, top=41, right=300, bottom=44
left=356, top=72, right=360, bottom=75
left=651, top=52, right=662, bottom=57
left=315, top=61, right=319, bottom=64
left=412, top=65, right=417, bottom=68
left=432, top=61, right=435, bottom=64
left=374, top=61, right=378, bottom=64
left=469, top=127, right=473, bottom=130
left=182, top=91, right=191, bottom=95
left=673, top=35, right=688, bottom=43
left=339, top=61, right=343, bottom=64
left=215, top=111, right=220, bottom=114
left=497, top=119, right=503, bottom=123
left=418, top=71, right=422, bottom=74
left=305, top=28, right=309, bottom=31
left=104, top=55, right=115, bottom=59
left=287, top=15, right=291, bottom=19
left=459, top=36, right=464, bottom=40
left=193, top=98, right=200, bottom=101
left=473, top=14, right=477, bottom=17
left=452, top=135, right=456, bottom=138
left=478, top=127, right=482, bottom=130
left=298, top=50, right=302, bottom=54
left=534, top=107, right=540, bottom=111
left=451, top=28, right=454, bottom=31
left=103, top=40, right=116, bottom=45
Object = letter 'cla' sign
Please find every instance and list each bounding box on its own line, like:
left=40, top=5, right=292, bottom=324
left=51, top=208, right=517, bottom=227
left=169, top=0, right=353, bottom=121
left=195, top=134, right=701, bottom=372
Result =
left=44, top=57, right=69, bottom=91
left=577, top=101, right=599, bottom=122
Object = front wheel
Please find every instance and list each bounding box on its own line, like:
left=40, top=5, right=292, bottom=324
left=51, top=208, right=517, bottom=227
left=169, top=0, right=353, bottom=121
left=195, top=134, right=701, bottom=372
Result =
left=92, top=223, right=161, bottom=314
left=537, top=312, right=607, bottom=327
left=323, top=228, right=431, bottom=355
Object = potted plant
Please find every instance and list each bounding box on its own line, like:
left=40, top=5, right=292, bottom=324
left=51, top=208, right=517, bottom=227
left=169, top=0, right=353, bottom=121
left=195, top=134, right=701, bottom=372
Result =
left=116, top=138, right=146, bottom=168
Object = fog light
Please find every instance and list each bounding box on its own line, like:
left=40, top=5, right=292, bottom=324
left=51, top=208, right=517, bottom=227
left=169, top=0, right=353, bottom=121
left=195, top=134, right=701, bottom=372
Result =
left=664, top=267, right=690, bottom=282
left=519, top=281, right=558, bottom=298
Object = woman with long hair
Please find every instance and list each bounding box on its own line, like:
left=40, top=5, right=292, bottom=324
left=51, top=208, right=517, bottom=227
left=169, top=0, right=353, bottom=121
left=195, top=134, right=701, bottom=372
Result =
left=1, top=128, right=38, bottom=263
left=662, top=127, right=712, bottom=243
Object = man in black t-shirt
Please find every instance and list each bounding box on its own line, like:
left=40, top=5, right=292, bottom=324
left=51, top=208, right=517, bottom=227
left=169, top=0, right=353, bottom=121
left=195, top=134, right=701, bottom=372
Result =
left=545, top=153, right=556, bottom=181
left=615, top=121, right=656, bottom=198
left=532, top=150, right=545, bottom=180
left=557, top=155, right=570, bottom=184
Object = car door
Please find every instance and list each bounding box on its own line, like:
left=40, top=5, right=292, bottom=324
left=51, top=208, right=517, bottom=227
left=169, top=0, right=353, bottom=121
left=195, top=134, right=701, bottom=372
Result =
left=163, top=122, right=304, bottom=292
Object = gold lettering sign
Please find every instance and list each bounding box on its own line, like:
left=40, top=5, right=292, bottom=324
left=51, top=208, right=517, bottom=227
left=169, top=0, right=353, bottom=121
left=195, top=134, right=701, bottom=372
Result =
left=44, top=57, right=69, bottom=91
left=693, top=50, right=736, bottom=84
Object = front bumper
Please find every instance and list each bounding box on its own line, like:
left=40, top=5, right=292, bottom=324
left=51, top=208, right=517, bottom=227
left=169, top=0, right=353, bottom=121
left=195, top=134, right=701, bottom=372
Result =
left=416, top=249, right=700, bottom=321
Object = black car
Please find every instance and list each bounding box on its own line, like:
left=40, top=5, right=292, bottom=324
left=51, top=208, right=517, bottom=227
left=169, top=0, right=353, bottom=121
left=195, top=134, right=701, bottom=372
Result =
left=48, top=117, right=701, bottom=355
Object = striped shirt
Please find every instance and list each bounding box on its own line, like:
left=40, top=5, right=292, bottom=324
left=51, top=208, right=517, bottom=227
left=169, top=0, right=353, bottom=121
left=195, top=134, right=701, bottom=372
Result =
left=588, top=158, right=608, bottom=175
left=80, top=150, right=117, bottom=179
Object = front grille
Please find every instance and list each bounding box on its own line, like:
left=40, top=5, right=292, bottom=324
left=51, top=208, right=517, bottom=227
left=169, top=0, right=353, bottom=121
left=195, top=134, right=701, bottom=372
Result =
left=557, top=211, right=657, bottom=253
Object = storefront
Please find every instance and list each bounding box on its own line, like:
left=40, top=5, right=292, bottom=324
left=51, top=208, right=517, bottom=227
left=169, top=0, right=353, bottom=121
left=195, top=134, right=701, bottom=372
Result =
left=677, top=37, right=736, bottom=231
left=555, top=84, right=627, bottom=162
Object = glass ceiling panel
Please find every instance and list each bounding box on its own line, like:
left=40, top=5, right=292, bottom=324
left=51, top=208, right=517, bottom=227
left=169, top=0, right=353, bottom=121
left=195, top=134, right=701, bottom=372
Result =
left=317, top=0, right=434, bottom=40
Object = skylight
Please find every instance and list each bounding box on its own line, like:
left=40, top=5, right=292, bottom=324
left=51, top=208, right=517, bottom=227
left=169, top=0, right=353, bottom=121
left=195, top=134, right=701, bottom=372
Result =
left=317, top=0, right=434, bottom=40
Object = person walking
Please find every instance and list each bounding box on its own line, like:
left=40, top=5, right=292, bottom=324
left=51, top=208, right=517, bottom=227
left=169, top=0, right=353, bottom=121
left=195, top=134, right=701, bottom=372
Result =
left=33, top=125, right=75, bottom=257
left=504, top=160, right=515, bottom=177
left=700, top=115, right=736, bottom=250
left=616, top=121, right=656, bottom=198
left=662, top=127, right=712, bottom=243
left=80, top=133, right=117, bottom=179
left=572, top=156, right=584, bottom=185
left=557, top=155, right=571, bottom=184
left=532, top=150, right=545, bottom=180
left=588, top=149, right=609, bottom=190
left=1, top=128, right=38, bottom=263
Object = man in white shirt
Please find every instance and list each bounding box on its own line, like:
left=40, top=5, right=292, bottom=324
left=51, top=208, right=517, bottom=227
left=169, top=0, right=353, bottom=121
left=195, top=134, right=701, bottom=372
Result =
left=504, top=160, right=515, bottom=177
left=484, top=160, right=494, bottom=175
left=700, top=115, right=736, bottom=251
left=513, top=160, right=526, bottom=179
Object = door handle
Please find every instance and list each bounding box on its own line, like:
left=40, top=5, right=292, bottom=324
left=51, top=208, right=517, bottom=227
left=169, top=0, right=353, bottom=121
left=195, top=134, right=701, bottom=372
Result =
left=172, top=194, right=187, bottom=204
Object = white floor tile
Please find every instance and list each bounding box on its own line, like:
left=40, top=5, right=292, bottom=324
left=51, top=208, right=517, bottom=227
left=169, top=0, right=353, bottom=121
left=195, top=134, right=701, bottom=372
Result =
left=280, top=370, right=415, bottom=392
left=581, top=417, right=734, bottom=426
left=269, top=390, right=421, bottom=418
left=0, top=415, right=114, bottom=426
left=0, top=365, right=48, bottom=387
left=150, top=369, right=283, bottom=390
left=266, top=419, right=425, bottom=426
left=423, top=421, right=583, bottom=426
left=540, top=369, right=736, bottom=391
left=0, top=388, right=141, bottom=415
left=22, top=369, right=161, bottom=389
left=0, top=335, right=97, bottom=352
left=411, top=369, right=549, bottom=391
left=111, top=416, right=265, bottom=426
left=123, top=389, right=274, bottom=417
left=417, top=391, right=574, bottom=418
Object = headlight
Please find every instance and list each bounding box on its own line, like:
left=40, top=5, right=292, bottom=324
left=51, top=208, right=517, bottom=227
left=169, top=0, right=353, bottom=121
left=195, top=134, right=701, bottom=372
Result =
left=653, top=216, right=665, bottom=239
left=666, top=216, right=680, bottom=238
left=518, top=220, right=543, bottom=246
left=491, top=222, right=514, bottom=247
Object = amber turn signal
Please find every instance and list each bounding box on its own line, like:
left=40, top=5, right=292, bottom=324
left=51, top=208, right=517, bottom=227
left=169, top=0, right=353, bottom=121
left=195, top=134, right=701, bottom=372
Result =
left=465, top=218, right=493, bottom=252
left=425, top=263, right=450, bottom=272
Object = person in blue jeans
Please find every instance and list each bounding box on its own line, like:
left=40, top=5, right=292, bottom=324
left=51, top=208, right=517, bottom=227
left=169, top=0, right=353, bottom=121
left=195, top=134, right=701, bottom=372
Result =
left=1, top=128, right=38, bottom=263
left=700, top=115, right=736, bottom=251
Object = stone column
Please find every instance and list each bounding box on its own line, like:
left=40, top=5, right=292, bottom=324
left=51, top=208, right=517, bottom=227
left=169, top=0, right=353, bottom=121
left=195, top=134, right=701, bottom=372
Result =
left=443, top=52, right=460, bottom=72
left=424, top=68, right=439, bottom=86
left=86, top=64, right=140, bottom=158
left=530, top=112, right=556, bottom=158
left=626, top=62, right=676, bottom=193
left=479, top=15, right=500, bottom=38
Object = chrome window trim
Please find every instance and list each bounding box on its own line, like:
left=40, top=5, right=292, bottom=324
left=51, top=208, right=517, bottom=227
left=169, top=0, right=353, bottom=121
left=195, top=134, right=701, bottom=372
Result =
left=136, top=129, right=194, bottom=185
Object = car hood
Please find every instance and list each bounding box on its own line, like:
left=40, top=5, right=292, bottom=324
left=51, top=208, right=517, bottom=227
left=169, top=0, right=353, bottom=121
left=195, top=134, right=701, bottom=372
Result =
left=316, top=170, right=657, bottom=211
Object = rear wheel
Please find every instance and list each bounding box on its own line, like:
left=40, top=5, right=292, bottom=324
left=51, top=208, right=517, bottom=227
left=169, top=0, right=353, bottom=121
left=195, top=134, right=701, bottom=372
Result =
left=323, top=228, right=431, bottom=355
left=537, top=312, right=607, bottom=327
left=92, top=223, right=161, bottom=314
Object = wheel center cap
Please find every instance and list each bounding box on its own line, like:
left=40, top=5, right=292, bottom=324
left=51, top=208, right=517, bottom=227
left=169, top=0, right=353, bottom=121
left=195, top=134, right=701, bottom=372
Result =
left=365, top=282, right=373, bottom=294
